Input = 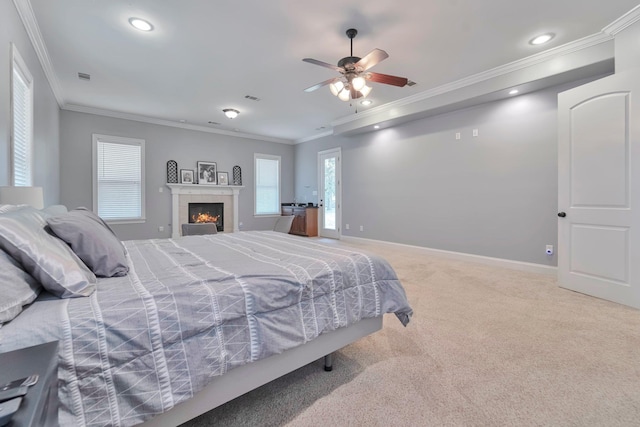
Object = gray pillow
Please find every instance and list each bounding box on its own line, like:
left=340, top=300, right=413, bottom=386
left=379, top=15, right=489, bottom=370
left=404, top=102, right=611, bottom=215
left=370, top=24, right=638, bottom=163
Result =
left=274, top=215, right=295, bottom=233
left=0, top=206, right=96, bottom=298
left=0, top=249, right=41, bottom=324
left=46, top=208, right=129, bottom=277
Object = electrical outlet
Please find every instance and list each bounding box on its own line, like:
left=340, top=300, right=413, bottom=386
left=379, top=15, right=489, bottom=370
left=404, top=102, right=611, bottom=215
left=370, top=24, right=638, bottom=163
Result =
left=159, top=187, right=163, bottom=193
left=473, top=129, right=479, bottom=137
left=455, top=132, right=461, bottom=140
left=158, top=226, right=164, bottom=232
left=345, top=224, right=350, bottom=230
left=359, top=225, right=364, bottom=232
left=312, top=190, right=318, bottom=196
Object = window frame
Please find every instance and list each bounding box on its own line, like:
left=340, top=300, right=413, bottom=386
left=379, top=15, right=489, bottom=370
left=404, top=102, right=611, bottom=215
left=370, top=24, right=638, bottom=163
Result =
left=254, top=153, right=281, bottom=217
left=10, top=43, right=34, bottom=187
left=92, top=134, right=146, bottom=224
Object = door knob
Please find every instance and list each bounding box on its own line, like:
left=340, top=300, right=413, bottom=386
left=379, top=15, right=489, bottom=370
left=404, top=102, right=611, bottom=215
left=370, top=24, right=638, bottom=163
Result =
left=557, top=212, right=566, bottom=218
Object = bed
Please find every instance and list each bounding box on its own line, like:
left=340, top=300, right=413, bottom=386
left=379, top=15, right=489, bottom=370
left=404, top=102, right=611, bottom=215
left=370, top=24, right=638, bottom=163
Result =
left=0, top=205, right=413, bottom=426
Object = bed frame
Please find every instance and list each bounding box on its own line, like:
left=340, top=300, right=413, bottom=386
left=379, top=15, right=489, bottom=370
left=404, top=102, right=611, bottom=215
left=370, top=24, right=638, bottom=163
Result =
left=141, top=316, right=383, bottom=426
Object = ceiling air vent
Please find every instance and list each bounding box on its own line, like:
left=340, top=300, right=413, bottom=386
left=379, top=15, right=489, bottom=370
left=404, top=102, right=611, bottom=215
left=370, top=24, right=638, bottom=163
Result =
left=207, top=121, right=221, bottom=125
left=78, top=72, right=91, bottom=81
left=406, top=80, right=417, bottom=87
left=244, top=95, right=260, bottom=101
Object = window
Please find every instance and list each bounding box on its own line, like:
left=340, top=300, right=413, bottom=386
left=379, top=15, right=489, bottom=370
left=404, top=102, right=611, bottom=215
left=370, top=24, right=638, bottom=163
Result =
left=93, top=134, right=145, bottom=223
left=10, top=44, right=34, bottom=187
left=254, top=154, right=280, bottom=215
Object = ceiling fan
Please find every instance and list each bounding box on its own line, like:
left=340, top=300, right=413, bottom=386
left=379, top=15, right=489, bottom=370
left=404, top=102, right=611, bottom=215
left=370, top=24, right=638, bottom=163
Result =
left=303, top=28, right=410, bottom=102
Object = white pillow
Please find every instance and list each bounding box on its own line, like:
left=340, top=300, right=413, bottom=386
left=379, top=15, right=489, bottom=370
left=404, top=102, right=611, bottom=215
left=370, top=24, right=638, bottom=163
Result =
left=0, top=249, right=41, bottom=324
left=0, top=206, right=96, bottom=298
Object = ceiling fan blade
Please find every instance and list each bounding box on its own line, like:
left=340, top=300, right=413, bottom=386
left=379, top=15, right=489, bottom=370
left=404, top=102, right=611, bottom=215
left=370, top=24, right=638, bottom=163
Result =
left=367, top=72, right=409, bottom=87
left=304, top=77, right=340, bottom=93
left=302, top=58, right=342, bottom=71
left=355, top=49, right=389, bottom=71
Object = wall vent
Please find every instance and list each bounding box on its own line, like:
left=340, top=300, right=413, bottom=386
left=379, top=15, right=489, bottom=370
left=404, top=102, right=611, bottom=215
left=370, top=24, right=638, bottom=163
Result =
left=244, top=95, right=260, bottom=101
left=78, top=72, right=91, bottom=81
left=207, top=121, right=221, bottom=125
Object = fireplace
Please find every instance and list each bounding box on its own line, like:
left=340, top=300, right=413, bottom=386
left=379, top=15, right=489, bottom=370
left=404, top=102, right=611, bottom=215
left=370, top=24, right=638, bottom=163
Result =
left=167, top=184, right=242, bottom=238
left=188, top=203, right=224, bottom=232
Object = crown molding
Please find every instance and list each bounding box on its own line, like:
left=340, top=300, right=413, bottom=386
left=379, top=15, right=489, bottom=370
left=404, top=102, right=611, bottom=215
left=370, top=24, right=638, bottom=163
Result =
left=330, top=31, right=613, bottom=128
left=294, top=129, right=334, bottom=144
left=12, top=0, right=65, bottom=107
left=63, top=104, right=295, bottom=145
left=603, top=5, right=640, bottom=35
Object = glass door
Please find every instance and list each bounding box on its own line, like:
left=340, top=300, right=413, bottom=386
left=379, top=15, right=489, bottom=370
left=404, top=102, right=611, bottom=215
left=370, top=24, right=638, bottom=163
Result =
left=318, top=148, right=341, bottom=239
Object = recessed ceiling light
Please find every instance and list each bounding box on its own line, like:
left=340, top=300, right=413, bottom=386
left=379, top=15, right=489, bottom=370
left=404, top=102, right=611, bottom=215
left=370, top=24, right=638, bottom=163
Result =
left=509, top=89, right=519, bottom=95
left=360, top=100, right=373, bottom=106
left=530, top=33, right=554, bottom=45
left=129, top=18, right=154, bottom=32
left=374, top=125, right=380, bottom=129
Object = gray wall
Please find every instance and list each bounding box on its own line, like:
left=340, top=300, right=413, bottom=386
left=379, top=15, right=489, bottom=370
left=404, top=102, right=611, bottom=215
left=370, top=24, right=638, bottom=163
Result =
left=0, top=1, right=60, bottom=205
left=295, top=81, right=598, bottom=266
left=60, top=111, right=294, bottom=240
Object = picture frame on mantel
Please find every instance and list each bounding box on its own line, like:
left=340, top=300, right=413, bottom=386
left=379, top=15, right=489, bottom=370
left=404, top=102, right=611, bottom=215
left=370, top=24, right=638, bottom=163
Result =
left=180, top=169, right=194, bottom=184
left=197, top=161, right=217, bottom=185
left=217, top=172, right=229, bottom=185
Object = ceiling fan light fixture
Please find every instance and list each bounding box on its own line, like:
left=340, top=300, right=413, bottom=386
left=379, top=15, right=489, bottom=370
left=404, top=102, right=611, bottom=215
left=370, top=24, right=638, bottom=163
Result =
left=223, top=108, right=240, bottom=119
left=352, top=76, right=366, bottom=91
left=359, top=85, right=372, bottom=98
left=329, top=81, right=344, bottom=96
left=302, top=27, right=409, bottom=106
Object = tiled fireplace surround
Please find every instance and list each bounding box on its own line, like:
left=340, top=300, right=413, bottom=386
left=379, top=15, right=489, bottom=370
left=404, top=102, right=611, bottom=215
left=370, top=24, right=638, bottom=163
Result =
left=166, top=184, right=243, bottom=238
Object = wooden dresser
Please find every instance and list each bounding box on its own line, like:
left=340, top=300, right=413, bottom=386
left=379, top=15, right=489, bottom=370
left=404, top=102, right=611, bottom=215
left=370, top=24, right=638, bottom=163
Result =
left=281, top=206, right=318, bottom=237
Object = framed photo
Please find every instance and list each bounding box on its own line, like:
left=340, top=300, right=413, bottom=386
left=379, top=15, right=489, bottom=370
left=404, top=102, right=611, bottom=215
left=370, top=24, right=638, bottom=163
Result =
left=180, top=169, right=194, bottom=184
left=217, top=171, right=229, bottom=185
left=197, top=161, right=217, bottom=185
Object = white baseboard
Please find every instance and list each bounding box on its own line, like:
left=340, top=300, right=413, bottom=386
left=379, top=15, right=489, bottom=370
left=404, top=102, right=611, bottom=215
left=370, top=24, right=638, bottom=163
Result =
left=340, top=236, right=558, bottom=276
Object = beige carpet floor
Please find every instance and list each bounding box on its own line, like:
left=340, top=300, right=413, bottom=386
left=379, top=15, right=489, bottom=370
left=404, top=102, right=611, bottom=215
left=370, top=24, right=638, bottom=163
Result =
left=182, top=238, right=640, bottom=427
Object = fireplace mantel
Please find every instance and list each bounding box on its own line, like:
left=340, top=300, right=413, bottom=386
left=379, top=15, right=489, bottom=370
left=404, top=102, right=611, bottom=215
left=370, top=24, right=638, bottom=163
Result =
left=166, top=184, right=244, bottom=238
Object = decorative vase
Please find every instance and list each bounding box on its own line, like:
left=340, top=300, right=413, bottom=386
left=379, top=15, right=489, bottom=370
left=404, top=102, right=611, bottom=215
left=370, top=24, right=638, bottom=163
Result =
left=232, top=165, right=242, bottom=185
left=167, top=160, right=178, bottom=183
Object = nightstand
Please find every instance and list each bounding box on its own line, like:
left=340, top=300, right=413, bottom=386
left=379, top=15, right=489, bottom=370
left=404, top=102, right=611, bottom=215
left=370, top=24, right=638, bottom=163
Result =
left=0, top=341, right=59, bottom=426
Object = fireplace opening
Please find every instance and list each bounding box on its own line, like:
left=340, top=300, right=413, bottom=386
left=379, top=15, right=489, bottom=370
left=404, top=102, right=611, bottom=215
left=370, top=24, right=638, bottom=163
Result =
left=188, top=203, right=224, bottom=232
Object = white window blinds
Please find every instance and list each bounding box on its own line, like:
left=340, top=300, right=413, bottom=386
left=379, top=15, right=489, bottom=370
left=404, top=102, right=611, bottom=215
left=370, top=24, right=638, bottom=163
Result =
left=255, top=154, right=280, bottom=215
left=11, top=45, right=33, bottom=187
left=93, top=134, right=145, bottom=222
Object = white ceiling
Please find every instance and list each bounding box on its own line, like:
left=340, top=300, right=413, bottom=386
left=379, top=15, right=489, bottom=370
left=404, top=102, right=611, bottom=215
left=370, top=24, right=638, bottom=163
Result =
left=22, top=0, right=639, bottom=143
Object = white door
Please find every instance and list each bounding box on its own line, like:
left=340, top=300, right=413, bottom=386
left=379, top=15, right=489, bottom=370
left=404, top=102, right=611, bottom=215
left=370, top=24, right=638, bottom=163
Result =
left=558, top=70, right=640, bottom=308
left=318, top=148, right=341, bottom=239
